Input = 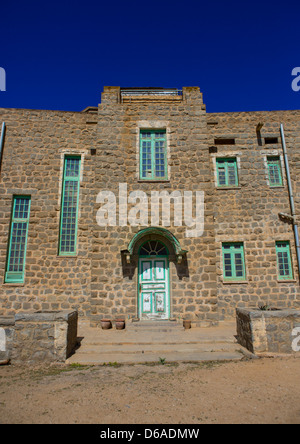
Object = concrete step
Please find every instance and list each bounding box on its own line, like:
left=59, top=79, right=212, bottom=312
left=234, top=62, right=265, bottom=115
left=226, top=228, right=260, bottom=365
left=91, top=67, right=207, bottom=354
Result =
left=84, top=339, right=235, bottom=346
left=126, top=321, right=184, bottom=333
left=67, top=349, right=243, bottom=365
left=72, top=342, right=239, bottom=355
left=79, top=330, right=236, bottom=346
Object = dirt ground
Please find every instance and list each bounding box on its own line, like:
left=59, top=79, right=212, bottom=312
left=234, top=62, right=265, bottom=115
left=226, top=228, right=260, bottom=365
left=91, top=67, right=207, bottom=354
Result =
left=1, top=356, right=300, bottom=424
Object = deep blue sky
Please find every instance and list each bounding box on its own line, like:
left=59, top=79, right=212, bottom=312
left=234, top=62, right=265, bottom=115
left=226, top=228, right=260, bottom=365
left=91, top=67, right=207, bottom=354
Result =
left=1, top=0, right=299, bottom=112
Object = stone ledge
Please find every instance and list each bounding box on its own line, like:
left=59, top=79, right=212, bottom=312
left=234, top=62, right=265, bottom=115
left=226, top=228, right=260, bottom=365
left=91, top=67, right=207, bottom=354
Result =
left=0, top=310, right=78, bottom=364
left=236, top=307, right=300, bottom=354
left=0, top=317, right=15, bottom=326
left=15, top=310, right=77, bottom=323
left=237, top=307, right=300, bottom=319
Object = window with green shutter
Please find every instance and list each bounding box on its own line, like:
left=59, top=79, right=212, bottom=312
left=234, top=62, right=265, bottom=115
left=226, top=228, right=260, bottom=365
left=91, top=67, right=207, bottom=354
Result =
left=222, top=243, right=246, bottom=281
left=216, top=158, right=238, bottom=187
left=267, top=156, right=283, bottom=187
left=5, top=196, right=31, bottom=283
left=58, top=156, right=81, bottom=256
left=276, top=241, right=293, bottom=280
left=140, top=130, right=167, bottom=180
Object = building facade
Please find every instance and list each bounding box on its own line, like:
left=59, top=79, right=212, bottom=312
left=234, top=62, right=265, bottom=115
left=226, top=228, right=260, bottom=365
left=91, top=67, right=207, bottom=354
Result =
left=0, top=86, right=299, bottom=327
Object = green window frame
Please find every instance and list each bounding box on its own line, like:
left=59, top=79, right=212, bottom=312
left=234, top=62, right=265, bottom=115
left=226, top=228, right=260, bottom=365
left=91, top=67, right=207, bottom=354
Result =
left=222, top=242, right=246, bottom=281
left=216, top=158, right=239, bottom=187
left=140, top=130, right=167, bottom=180
left=276, top=241, right=293, bottom=280
left=267, top=156, right=283, bottom=187
left=5, top=196, right=31, bottom=283
left=58, top=155, right=81, bottom=256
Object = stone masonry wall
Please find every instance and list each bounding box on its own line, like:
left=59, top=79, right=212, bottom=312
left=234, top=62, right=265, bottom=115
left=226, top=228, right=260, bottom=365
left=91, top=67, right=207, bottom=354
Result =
left=208, top=110, right=300, bottom=318
left=0, top=90, right=299, bottom=325
left=90, top=87, right=218, bottom=326
left=0, top=108, right=97, bottom=317
left=236, top=307, right=300, bottom=354
left=0, top=310, right=78, bottom=363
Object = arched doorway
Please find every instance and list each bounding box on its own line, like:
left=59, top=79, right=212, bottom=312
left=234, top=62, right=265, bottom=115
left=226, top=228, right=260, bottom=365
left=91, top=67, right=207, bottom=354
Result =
left=138, top=240, right=170, bottom=320
left=122, top=227, right=188, bottom=321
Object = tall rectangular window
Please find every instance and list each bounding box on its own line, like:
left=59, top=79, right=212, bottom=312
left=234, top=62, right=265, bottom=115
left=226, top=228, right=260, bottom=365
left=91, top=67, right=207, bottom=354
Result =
left=267, top=156, right=283, bottom=187
left=222, top=243, right=246, bottom=281
left=276, top=241, right=293, bottom=280
left=59, top=156, right=81, bottom=256
left=5, top=196, right=31, bottom=283
left=216, top=158, right=238, bottom=187
left=140, top=130, right=167, bottom=180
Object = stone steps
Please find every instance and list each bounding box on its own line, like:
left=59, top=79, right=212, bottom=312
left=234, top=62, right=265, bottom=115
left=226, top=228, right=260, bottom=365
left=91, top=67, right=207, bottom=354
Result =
left=66, top=320, right=243, bottom=365
left=80, top=333, right=235, bottom=346
left=84, top=339, right=234, bottom=346
left=127, top=320, right=183, bottom=332
left=74, top=342, right=238, bottom=353
left=67, top=350, right=242, bottom=365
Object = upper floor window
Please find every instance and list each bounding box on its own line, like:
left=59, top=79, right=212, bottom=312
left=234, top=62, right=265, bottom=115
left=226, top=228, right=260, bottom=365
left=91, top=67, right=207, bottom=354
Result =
left=58, top=156, right=81, bottom=256
left=216, top=158, right=238, bottom=187
left=267, top=156, right=283, bottom=187
left=140, top=130, right=167, bottom=180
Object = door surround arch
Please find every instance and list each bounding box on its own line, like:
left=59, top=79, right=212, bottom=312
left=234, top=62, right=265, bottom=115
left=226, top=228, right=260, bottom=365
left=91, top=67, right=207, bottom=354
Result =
left=122, top=228, right=188, bottom=321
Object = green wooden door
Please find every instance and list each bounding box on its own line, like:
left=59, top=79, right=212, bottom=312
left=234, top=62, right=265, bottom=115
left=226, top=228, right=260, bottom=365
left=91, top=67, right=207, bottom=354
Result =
left=138, top=258, right=170, bottom=320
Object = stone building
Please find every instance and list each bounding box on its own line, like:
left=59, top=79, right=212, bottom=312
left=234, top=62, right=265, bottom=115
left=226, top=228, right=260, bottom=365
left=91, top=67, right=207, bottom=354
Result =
left=0, top=86, right=299, bottom=327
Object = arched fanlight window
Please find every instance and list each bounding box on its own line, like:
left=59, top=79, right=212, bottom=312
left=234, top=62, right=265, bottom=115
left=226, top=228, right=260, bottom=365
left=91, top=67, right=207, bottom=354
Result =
left=139, top=240, right=168, bottom=256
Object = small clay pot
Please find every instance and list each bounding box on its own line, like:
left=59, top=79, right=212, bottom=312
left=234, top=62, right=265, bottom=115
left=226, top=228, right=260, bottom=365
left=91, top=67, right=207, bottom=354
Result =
left=100, top=319, right=112, bottom=330
left=183, top=320, right=191, bottom=330
left=115, top=319, right=125, bottom=330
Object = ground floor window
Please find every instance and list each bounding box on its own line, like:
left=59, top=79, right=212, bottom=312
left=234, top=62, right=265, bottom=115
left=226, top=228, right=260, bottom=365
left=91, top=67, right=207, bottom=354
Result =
left=276, top=241, right=293, bottom=280
left=58, top=155, right=81, bottom=256
left=5, top=196, right=31, bottom=283
left=222, top=242, right=246, bottom=281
